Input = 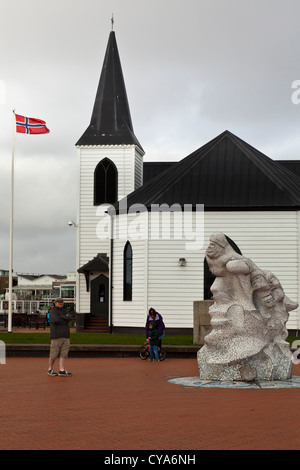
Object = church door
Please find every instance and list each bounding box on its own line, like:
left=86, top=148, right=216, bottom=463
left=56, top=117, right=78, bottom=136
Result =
left=90, top=274, right=109, bottom=318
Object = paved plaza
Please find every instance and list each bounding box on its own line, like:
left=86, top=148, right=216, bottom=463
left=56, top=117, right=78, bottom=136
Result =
left=0, top=357, right=299, bottom=450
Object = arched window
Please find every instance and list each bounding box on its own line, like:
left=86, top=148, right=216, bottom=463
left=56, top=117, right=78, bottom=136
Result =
left=123, top=241, right=133, bottom=301
left=203, top=235, right=242, bottom=300
left=94, top=158, right=118, bottom=205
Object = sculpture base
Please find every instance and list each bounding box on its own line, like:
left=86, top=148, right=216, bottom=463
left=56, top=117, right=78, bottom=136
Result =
left=198, top=346, right=292, bottom=382
left=168, top=375, right=300, bottom=389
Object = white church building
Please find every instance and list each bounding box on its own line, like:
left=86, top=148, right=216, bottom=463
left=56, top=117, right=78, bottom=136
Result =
left=75, top=29, right=300, bottom=335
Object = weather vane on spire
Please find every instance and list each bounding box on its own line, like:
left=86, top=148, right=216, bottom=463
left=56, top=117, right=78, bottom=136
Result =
left=111, top=14, right=114, bottom=31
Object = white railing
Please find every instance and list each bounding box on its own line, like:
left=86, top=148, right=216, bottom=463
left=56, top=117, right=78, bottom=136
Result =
left=0, top=299, right=75, bottom=314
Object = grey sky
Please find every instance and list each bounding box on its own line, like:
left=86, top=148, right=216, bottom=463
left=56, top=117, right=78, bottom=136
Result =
left=1, top=0, right=300, bottom=275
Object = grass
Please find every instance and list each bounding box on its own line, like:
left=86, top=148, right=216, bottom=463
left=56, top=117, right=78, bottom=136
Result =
left=286, top=337, right=300, bottom=348
left=1, top=331, right=298, bottom=347
left=0, top=331, right=195, bottom=346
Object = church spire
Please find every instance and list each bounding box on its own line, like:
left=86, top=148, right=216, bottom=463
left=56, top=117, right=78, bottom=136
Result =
left=76, top=30, right=143, bottom=150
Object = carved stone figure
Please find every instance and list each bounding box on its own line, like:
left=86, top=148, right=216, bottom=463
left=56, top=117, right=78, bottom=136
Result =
left=198, top=233, right=298, bottom=381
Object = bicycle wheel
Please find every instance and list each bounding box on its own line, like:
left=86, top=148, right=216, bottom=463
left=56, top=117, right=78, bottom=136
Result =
left=139, top=345, right=149, bottom=360
left=159, top=348, right=166, bottom=361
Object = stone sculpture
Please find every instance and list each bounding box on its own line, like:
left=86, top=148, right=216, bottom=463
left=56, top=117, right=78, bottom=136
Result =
left=198, top=233, right=298, bottom=382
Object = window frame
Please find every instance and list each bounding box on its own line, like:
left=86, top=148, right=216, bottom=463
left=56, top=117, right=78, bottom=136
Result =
left=94, top=157, right=118, bottom=205
left=123, top=241, right=133, bottom=301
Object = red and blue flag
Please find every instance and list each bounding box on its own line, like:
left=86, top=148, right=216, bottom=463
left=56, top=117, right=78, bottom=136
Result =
left=15, top=114, right=50, bottom=134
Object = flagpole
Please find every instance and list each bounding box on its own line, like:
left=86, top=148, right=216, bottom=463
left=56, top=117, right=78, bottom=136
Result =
left=8, top=109, right=15, bottom=333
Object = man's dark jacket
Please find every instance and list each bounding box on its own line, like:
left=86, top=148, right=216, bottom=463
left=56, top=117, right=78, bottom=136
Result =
left=49, top=306, right=72, bottom=339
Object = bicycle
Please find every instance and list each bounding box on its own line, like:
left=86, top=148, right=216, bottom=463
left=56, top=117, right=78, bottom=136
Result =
left=139, top=342, right=167, bottom=361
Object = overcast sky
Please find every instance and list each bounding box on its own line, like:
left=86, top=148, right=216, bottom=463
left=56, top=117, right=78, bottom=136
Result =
left=1, top=0, right=300, bottom=275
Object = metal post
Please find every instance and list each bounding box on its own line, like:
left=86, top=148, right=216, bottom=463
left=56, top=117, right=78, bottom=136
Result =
left=8, top=110, right=15, bottom=333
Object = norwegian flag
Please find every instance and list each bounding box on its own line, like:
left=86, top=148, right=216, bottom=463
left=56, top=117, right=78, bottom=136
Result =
left=15, top=114, right=50, bottom=134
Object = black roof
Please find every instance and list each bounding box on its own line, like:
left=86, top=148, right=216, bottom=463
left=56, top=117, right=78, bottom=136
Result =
left=77, top=254, right=109, bottom=273
left=19, top=274, right=66, bottom=281
left=76, top=31, right=143, bottom=150
left=143, top=162, right=176, bottom=184
left=113, top=130, right=300, bottom=212
left=143, top=159, right=300, bottom=185
left=277, top=160, right=300, bottom=178
left=77, top=254, right=109, bottom=292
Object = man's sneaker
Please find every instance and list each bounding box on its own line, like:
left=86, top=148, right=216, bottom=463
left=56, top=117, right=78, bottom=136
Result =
left=58, top=370, right=72, bottom=376
left=48, top=369, right=58, bottom=376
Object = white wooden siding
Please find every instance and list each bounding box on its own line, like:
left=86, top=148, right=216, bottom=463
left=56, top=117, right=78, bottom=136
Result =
left=111, top=213, right=148, bottom=326
left=134, top=153, right=143, bottom=190
left=111, top=210, right=300, bottom=330
left=76, top=145, right=143, bottom=313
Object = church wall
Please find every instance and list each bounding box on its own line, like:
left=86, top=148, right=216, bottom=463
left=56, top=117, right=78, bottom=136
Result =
left=111, top=213, right=148, bottom=327
left=134, top=152, right=143, bottom=190
left=76, top=146, right=141, bottom=314
left=111, top=210, right=206, bottom=329
left=203, top=211, right=299, bottom=331
left=146, top=209, right=204, bottom=329
left=111, top=210, right=300, bottom=331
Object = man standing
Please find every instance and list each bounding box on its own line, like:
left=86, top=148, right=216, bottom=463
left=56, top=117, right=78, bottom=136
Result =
left=48, top=297, right=73, bottom=376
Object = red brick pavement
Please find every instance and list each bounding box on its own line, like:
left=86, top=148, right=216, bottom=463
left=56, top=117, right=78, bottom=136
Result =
left=0, top=357, right=299, bottom=450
